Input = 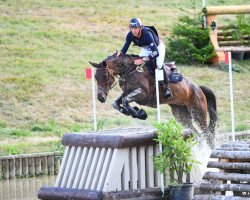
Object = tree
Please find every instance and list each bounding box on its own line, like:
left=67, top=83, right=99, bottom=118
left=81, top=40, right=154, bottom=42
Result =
left=166, top=15, right=216, bottom=65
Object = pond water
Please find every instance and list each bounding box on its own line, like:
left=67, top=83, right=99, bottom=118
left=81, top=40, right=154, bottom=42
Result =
left=0, top=175, right=57, bottom=200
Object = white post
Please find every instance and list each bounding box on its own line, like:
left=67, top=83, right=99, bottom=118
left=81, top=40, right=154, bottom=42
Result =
left=155, top=73, right=161, bottom=124
left=202, top=0, right=206, bottom=29
left=91, top=68, right=97, bottom=131
left=228, top=52, right=235, bottom=141
left=155, top=69, right=164, bottom=196
left=202, top=0, right=206, bottom=8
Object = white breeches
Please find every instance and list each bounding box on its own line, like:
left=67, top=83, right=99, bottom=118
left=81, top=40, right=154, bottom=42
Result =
left=139, top=41, right=165, bottom=69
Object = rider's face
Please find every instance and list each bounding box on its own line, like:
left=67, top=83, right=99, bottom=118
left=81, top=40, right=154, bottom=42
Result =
left=130, top=27, right=141, bottom=37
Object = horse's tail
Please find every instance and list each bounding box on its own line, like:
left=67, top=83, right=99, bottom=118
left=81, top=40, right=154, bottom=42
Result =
left=200, top=85, right=218, bottom=134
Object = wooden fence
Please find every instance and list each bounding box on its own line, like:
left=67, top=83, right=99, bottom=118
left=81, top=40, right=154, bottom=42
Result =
left=202, top=5, right=250, bottom=64
left=194, top=141, right=250, bottom=199
left=0, top=152, right=62, bottom=179
left=38, top=127, right=205, bottom=200
left=38, top=127, right=171, bottom=199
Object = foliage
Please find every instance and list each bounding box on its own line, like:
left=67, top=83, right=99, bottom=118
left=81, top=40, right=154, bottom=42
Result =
left=6, top=146, right=22, bottom=155
left=230, top=14, right=250, bottom=45
left=54, top=140, right=65, bottom=153
left=166, top=15, right=216, bottom=64
left=153, top=119, right=198, bottom=184
left=0, top=128, right=32, bottom=137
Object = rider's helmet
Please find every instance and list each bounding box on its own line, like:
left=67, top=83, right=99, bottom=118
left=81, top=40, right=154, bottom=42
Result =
left=129, top=18, right=142, bottom=28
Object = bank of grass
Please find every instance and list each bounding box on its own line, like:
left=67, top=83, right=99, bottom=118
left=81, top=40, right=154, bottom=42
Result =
left=0, top=0, right=249, bottom=155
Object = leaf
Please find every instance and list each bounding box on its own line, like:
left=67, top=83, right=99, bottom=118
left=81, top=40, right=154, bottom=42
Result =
left=153, top=118, right=199, bottom=184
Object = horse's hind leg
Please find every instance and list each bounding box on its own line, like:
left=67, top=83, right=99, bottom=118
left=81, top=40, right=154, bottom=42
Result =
left=191, top=104, right=215, bottom=148
left=192, top=107, right=208, bottom=133
left=170, top=105, right=197, bottom=133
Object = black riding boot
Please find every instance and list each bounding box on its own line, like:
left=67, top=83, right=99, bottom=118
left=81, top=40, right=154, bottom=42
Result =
left=146, top=60, right=155, bottom=76
left=163, top=72, right=173, bottom=99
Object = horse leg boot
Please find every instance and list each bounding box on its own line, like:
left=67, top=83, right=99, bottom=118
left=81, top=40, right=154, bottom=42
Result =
left=122, top=98, right=139, bottom=118
left=121, top=88, right=148, bottom=120
left=113, top=95, right=131, bottom=116
left=162, top=71, right=173, bottom=99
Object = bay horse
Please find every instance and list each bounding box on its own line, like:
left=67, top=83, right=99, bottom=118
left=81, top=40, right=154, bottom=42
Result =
left=89, top=54, right=218, bottom=148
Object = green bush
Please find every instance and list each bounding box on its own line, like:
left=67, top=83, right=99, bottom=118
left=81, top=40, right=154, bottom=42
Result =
left=153, top=118, right=198, bottom=184
left=6, top=146, right=22, bottom=155
left=166, top=15, right=216, bottom=64
left=230, top=14, right=250, bottom=46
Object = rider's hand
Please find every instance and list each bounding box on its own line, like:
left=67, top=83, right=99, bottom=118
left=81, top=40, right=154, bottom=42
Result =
left=134, top=58, right=144, bottom=65
left=116, top=50, right=122, bottom=57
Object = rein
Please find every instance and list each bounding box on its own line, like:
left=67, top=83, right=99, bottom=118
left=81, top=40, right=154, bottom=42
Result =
left=127, top=54, right=147, bottom=71
left=96, top=55, right=146, bottom=93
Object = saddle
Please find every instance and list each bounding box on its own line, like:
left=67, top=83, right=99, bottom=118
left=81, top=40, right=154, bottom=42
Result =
left=163, top=62, right=183, bottom=83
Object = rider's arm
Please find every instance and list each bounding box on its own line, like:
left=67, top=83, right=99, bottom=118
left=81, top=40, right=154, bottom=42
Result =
left=121, top=32, right=132, bottom=54
left=146, top=31, right=159, bottom=60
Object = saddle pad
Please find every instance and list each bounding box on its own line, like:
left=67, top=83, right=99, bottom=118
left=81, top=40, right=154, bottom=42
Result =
left=169, top=72, right=183, bottom=83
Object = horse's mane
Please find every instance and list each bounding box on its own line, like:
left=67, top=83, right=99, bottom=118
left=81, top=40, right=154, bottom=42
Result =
left=106, top=53, right=139, bottom=60
left=105, top=53, right=139, bottom=70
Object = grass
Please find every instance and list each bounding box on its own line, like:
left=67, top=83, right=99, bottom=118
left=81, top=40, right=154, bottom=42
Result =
left=0, top=0, right=249, bottom=155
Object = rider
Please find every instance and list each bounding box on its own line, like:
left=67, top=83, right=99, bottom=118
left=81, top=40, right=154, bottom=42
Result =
left=117, top=17, right=173, bottom=99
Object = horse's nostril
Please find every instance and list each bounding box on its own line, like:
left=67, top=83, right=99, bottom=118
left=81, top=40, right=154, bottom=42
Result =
left=100, top=97, right=105, bottom=103
left=98, top=94, right=105, bottom=103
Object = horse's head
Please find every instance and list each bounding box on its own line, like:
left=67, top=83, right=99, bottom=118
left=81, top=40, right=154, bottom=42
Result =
left=89, top=58, right=116, bottom=103
left=89, top=54, right=136, bottom=103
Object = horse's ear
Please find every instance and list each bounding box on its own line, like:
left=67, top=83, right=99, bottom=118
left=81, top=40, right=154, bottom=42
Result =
left=89, top=61, right=99, bottom=68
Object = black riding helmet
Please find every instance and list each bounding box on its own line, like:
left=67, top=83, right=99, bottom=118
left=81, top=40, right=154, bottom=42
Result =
left=129, top=18, right=142, bottom=28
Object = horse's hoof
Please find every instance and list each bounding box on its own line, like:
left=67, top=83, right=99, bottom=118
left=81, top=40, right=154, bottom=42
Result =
left=133, top=106, right=139, bottom=111
left=138, top=109, right=147, bottom=120
left=131, top=112, right=138, bottom=118
left=112, top=102, right=119, bottom=110
left=119, top=107, right=130, bottom=116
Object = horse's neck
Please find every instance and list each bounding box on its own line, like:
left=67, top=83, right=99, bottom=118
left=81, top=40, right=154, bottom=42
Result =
left=116, top=65, right=136, bottom=77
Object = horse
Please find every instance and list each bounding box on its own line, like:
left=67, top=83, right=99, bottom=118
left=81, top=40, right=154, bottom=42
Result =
left=89, top=54, right=218, bottom=148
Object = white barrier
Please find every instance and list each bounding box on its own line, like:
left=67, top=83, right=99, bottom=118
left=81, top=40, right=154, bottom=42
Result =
left=38, top=127, right=204, bottom=200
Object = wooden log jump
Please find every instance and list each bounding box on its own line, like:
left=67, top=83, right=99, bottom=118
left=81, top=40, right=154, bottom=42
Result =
left=0, top=152, right=62, bottom=179
left=203, top=5, right=250, bottom=15
left=194, top=141, right=250, bottom=199
left=38, top=127, right=200, bottom=200
left=202, top=5, right=250, bottom=64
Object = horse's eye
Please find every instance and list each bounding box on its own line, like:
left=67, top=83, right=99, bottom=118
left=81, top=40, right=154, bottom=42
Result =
left=103, top=74, right=108, bottom=79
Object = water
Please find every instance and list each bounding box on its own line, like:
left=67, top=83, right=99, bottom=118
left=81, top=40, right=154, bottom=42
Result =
left=190, top=137, right=217, bottom=183
left=0, top=175, right=57, bottom=200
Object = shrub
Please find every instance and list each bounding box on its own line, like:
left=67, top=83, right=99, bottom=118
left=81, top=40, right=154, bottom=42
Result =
left=153, top=118, right=198, bottom=184
left=229, top=14, right=250, bottom=46
left=166, top=15, right=216, bottom=64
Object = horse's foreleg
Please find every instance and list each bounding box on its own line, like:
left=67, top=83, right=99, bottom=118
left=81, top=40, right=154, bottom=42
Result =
left=113, top=94, right=130, bottom=116
left=122, top=88, right=147, bottom=120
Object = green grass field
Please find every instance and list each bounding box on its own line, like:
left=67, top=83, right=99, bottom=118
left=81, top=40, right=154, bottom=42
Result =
left=0, top=0, right=249, bottom=155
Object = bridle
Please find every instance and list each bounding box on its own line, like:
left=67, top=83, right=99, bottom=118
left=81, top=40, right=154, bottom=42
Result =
left=96, top=55, right=143, bottom=94
left=96, top=65, right=116, bottom=95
